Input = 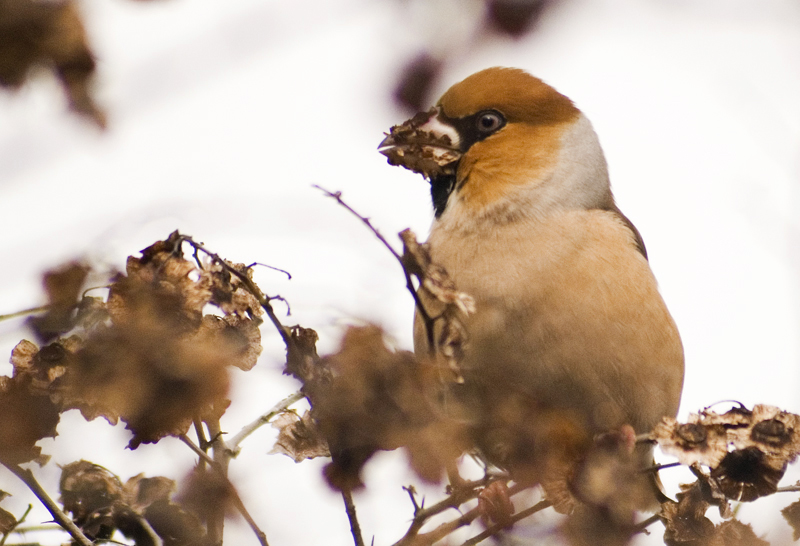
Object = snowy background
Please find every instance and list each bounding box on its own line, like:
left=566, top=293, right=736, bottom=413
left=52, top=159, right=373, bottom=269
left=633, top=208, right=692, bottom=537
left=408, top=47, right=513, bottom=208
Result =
left=1, top=0, right=799, bottom=544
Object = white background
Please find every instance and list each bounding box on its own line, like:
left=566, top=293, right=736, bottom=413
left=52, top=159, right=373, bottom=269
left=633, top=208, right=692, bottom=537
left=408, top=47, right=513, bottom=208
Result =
left=0, top=0, right=799, bottom=544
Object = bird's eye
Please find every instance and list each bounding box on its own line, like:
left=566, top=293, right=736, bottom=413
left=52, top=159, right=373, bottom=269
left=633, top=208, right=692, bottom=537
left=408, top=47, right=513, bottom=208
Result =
left=476, top=111, right=504, bottom=133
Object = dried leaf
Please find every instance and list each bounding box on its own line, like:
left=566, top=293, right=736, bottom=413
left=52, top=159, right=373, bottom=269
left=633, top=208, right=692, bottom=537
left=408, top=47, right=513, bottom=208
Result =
left=124, top=475, right=176, bottom=512
left=74, top=296, right=110, bottom=332
left=710, top=447, right=784, bottom=502
left=59, top=460, right=123, bottom=540
left=0, top=0, right=104, bottom=125
left=653, top=417, right=729, bottom=468
left=781, top=498, right=800, bottom=541
left=177, top=467, right=231, bottom=524
left=0, top=506, right=16, bottom=535
left=0, top=373, right=60, bottom=465
left=143, top=499, right=209, bottom=546
left=709, top=520, right=768, bottom=546
left=207, top=260, right=264, bottom=319
left=194, top=314, right=262, bottom=371
left=661, top=483, right=715, bottom=546
left=27, top=262, right=88, bottom=343
left=68, top=322, right=231, bottom=447
left=478, top=481, right=514, bottom=529
left=399, top=228, right=474, bottom=381
left=380, top=110, right=461, bottom=179
left=313, top=325, right=467, bottom=490
left=655, top=405, right=800, bottom=503
left=284, top=326, right=326, bottom=387
left=270, top=410, right=330, bottom=462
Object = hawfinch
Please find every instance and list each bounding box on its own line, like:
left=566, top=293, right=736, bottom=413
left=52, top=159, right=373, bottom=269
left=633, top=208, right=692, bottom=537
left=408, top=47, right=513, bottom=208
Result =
left=380, top=67, right=684, bottom=502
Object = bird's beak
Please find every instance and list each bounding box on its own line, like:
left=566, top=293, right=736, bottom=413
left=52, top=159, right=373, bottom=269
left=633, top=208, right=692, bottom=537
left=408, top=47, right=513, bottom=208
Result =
left=379, top=107, right=461, bottom=178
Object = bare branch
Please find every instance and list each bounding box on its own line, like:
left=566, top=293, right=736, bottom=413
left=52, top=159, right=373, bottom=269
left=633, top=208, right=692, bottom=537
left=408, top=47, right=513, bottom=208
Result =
left=632, top=513, right=661, bottom=535
left=0, top=305, right=49, bottom=322
left=314, top=185, right=436, bottom=353
left=179, top=434, right=269, bottom=546
left=228, top=391, right=305, bottom=454
left=342, top=489, right=366, bottom=546
left=641, top=461, right=681, bottom=474
left=459, top=499, right=551, bottom=546
left=3, top=463, right=93, bottom=546
left=393, top=477, right=525, bottom=546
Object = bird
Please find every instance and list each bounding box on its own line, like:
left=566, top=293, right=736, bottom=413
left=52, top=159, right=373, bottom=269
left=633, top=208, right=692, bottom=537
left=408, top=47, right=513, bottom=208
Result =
left=379, top=67, right=684, bottom=509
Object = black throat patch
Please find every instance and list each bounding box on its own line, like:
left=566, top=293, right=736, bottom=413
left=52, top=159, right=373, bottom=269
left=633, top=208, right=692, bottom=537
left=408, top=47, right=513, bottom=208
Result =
left=430, top=174, right=456, bottom=218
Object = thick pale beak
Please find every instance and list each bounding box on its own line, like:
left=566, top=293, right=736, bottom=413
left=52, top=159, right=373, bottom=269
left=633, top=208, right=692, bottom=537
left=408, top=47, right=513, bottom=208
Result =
left=379, top=107, right=461, bottom=178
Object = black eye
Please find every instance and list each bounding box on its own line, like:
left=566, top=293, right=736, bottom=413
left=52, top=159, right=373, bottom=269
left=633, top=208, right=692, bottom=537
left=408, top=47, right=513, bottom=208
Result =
left=476, top=111, right=504, bottom=133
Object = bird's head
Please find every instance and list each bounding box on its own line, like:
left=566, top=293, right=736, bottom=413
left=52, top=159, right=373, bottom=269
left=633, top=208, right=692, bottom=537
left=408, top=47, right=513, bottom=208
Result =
left=380, top=67, right=614, bottom=226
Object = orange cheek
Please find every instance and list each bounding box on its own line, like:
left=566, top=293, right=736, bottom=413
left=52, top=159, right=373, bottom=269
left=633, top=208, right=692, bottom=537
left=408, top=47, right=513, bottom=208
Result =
left=455, top=123, right=566, bottom=211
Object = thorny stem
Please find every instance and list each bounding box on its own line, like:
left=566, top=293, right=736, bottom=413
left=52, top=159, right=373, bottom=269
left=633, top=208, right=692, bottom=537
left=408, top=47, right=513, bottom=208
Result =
left=403, top=485, right=421, bottom=513
left=0, top=504, right=32, bottom=546
left=342, top=489, right=366, bottom=546
left=227, top=391, right=306, bottom=454
left=393, top=479, right=527, bottom=546
left=3, top=463, right=93, bottom=546
left=314, top=185, right=437, bottom=355
left=179, top=434, right=270, bottom=546
left=459, top=499, right=552, bottom=546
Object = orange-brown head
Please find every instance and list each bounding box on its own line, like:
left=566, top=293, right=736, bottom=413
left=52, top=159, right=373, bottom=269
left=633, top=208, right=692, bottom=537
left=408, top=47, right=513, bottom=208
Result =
left=380, top=67, right=616, bottom=227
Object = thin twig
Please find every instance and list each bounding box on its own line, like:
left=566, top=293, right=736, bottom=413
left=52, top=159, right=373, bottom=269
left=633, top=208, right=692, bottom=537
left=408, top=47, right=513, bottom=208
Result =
left=777, top=484, right=800, bottom=493
left=227, top=391, right=305, bottom=454
left=0, top=305, right=49, bottom=322
left=3, top=463, right=93, bottom=546
left=641, top=461, right=681, bottom=474
left=180, top=434, right=216, bottom=466
left=178, top=235, right=293, bottom=350
left=459, top=499, right=552, bottom=546
left=179, top=434, right=269, bottom=546
left=632, top=513, right=661, bottom=535
left=0, top=504, right=32, bottom=546
left=314, top=186, right=436, bottom=353
left=393, top=480, right=528, bottom=546
left=402, top=486, right=420, bottom=514
left=399, top=473, right=504, bottom=540
left=205, top=418, right=228, bottom=545
left=342, top=489, right=366, bottom=546
left=247, top=262, right=292, bottom=280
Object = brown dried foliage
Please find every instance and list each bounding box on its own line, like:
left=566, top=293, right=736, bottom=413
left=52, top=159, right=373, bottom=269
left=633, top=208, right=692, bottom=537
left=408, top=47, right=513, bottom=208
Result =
left=654, top=405, right=800, bottom=502
left=59, top=460, right=208, bottom=545
left=0, top=340, right=63, bottom=465
left=27, top=261, right=88, bottom=343
left=782, top=498, right=800, bottom=541
left=379, top=109, right=461, bottom=179
left=177, top=466, right=233, bottom=526
left=0, top=0, right=104, bottom=126
left=310, top=325, right=467, bottom=490
left=1, top=231, right=264, bottom=464
left=270, top=410, right=331, bottom=463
